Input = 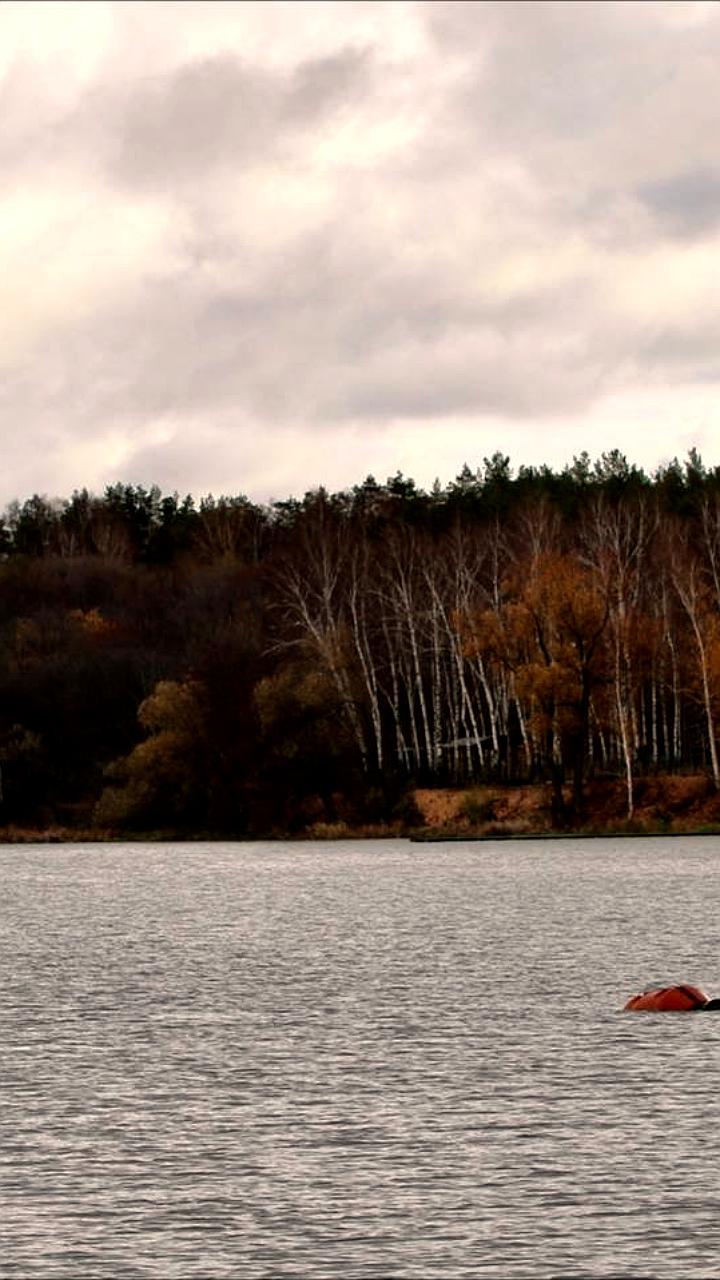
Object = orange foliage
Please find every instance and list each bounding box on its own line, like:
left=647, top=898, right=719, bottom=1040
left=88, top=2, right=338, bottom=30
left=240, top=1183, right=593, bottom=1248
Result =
left=69, top=608, right=119, bottom=639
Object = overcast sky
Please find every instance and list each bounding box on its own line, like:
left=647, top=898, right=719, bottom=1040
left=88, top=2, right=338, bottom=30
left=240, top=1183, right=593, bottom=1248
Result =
left=3, top=0, right=720, bottom=506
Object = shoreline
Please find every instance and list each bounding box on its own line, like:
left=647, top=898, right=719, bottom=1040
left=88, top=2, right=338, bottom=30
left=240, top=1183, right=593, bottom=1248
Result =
left=2, top=825, right=720, bottom=846
left=3, top=773, right=720, bottom=844
left=410, top=827, right=720, bottom=842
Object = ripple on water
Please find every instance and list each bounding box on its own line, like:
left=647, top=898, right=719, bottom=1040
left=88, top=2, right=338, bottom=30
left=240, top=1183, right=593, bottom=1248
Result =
left=2, top=837, right=720, bottom=1278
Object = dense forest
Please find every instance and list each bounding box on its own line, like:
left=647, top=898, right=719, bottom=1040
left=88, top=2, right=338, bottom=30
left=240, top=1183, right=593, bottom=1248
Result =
left=2, top=448, right=720, bottom=835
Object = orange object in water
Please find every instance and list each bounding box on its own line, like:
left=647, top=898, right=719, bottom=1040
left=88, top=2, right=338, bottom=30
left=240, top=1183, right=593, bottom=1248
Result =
left=624, top=984, right=709, bottom=1012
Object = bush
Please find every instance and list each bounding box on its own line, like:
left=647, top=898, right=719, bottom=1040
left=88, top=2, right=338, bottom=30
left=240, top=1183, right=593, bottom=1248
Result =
left=390, top=789, right=423, bottom=828
left=459, top=789, right=498, bottom=825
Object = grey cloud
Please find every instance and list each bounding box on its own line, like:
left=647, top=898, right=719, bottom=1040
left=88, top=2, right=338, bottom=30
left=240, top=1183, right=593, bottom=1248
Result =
left=7, top=1, right=720, bottom=507
left=640, top=315, right=720, bottom=376
left=0, top=207, right=641, bottom=447
left=107, top=47, right=371, bottom=186
left=115, top=421, right=254, bottom=498
left=638, top=169, right=720, bottom=237
left=427, top=1, right=649, bottom=131
left=0, top=43, right=371, bottom=187
left=423, top=0, right=720, bottom=200
left=114, top=56, right=273, bottom=181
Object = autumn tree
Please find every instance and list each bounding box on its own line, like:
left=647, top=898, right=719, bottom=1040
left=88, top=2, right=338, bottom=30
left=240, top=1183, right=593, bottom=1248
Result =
left=94, top=679, right=211, bottom=829
left=4, top=455, right=720, bottom=833
left=459, top=551, right=609, bottom=824
left=580, top=494, right=654, bottom=817
left=669, top=527, right=720, bottom=789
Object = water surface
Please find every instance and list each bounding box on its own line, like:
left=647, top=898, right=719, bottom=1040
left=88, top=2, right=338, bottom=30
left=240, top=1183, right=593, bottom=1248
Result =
left=3, top=837, right=720, bottom=1278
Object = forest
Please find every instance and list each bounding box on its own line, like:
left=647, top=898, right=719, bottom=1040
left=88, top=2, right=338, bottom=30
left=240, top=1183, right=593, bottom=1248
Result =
left=2, top=447, right=720, bottom=836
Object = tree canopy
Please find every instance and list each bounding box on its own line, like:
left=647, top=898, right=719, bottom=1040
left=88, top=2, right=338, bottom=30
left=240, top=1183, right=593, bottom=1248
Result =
left=1, top=452, right=720, bottom=832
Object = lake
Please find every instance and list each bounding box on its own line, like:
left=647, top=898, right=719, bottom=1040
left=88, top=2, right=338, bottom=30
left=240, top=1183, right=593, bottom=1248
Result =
left=2, top=837, right=720, bottom=1279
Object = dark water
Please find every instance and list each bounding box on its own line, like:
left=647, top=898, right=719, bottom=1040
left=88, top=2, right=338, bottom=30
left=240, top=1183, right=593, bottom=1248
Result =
left=3, top=838, right=720, bottom=1279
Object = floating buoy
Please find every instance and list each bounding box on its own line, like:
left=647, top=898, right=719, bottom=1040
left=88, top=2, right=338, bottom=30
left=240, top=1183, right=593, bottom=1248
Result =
left=624, top=984, right=709, bottom=1012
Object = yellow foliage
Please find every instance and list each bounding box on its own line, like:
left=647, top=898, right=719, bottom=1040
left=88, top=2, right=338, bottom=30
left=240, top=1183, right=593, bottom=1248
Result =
left=93, top=677, right=209, bottom=828
left=458, top=555, right=607, bottom=675
left=254, top=665, right=337, bottom=731
left=137, top=679, right=204, bottom=735
left=69, top=608, right=117, bottom=637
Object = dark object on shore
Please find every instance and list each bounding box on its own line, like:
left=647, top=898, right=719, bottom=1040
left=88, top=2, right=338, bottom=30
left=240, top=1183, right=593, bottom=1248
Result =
left=623, top=984, right=720, bottom=1012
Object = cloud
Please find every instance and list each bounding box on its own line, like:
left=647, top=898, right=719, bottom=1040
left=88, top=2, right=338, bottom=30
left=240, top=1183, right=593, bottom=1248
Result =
left=2, top=0, right=720, bottom=509
left=638, top=169, right=720, bottom=238
left=106, top=47, right=372, bottom=189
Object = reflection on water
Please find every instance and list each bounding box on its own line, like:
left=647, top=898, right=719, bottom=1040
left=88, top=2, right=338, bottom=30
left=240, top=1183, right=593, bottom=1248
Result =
left=2, top=837, right=720, bottom=1278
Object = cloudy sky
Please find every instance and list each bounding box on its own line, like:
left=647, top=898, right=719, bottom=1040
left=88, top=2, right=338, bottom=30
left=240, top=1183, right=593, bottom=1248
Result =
left=3, top=0, right=720, bottom=506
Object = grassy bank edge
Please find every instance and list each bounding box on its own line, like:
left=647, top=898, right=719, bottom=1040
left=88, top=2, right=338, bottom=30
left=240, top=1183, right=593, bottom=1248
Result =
left=3, top=777, right=720, bottom=844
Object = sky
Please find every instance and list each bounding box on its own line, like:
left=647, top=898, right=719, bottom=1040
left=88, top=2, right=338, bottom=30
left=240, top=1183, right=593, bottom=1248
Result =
left=3, top=0, right=720, bottom=508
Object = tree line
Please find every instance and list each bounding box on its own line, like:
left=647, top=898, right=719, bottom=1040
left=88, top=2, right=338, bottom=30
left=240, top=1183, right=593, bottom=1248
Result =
left=1, top=448, right=720, bottom=833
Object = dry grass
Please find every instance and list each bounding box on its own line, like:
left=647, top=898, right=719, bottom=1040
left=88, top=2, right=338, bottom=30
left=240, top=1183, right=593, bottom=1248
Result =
left=414, top=789, right=475, bottom=827
left=0, top=825, right=113, bottom=843
left=4, top=775, right=720, bottom=841
left=413, top=775, right=720, bottom=837
left=414, top=784, right=552, bottom=834
left=303, top=820, right=402, bottom=840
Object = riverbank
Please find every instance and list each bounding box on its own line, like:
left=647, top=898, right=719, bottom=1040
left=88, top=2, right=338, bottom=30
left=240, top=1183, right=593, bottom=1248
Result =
left=407, top=774, right=720, bottom=840
left=1, top=773, right=719, bottom=843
